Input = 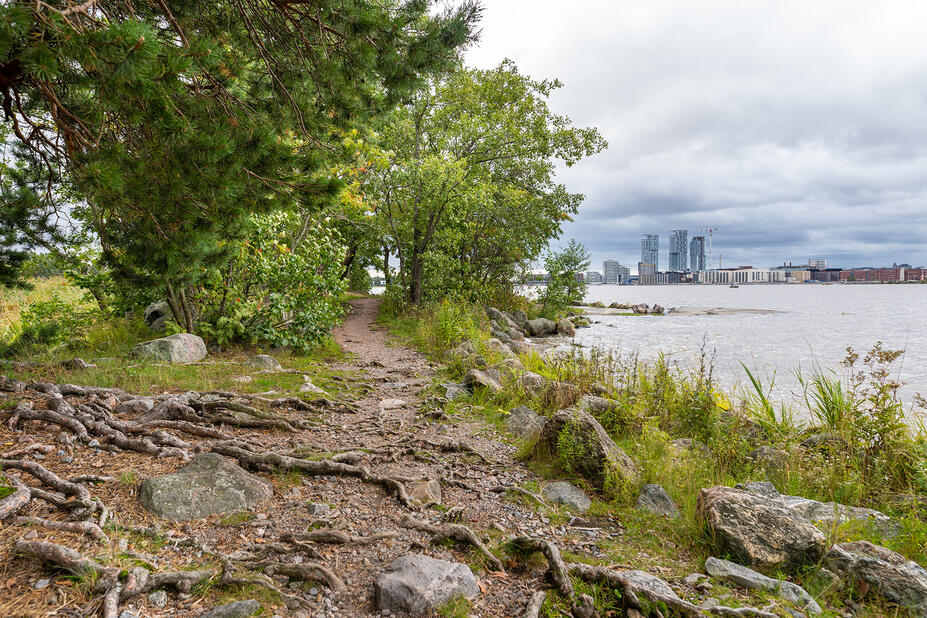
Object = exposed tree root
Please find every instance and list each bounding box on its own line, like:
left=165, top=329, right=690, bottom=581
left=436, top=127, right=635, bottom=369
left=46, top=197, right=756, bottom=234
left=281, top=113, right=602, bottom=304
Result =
left=281, top=530, right=399, bottom=546
left=490, top=484, right=549, bottom=508
left=524, top=590, right=546, bottom=618
left=400, top=515, right=504, bottom=572
left=567, top=562, right=700, bottom=617
left=506, top=536, right=573, bottom=598
left=0, top=475, right=32, bottom=519
left=1, top=443, right=55, bottom=459
left=14, top=516, right=109, bottom=542
left=211, top=443, right=414, bottom=507
left=0, top=458, right=95, bottom=516
left=261, top=561, right=347, bottom=593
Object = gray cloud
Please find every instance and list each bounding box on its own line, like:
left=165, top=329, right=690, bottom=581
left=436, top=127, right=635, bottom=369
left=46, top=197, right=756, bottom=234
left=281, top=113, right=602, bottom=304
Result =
left=466, top=0, right=927, bottom=271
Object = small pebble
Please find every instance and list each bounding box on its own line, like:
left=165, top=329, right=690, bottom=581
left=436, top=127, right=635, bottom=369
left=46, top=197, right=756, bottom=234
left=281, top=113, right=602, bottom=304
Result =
left=88, top=439, right=100, bottom=448
left=61, top=456, right=73, bottom=463
left=309, top=587, right=319, bottom=596
left=34, top=578, right=51, bottom=590
left=118, top=539, right=128, bottom=552
left=148, top=590, right=168, bottom=608
left=24, top=530, right=38, bottom=540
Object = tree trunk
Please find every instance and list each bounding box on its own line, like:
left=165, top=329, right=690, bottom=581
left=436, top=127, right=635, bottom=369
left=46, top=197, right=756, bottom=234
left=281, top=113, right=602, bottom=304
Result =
left=409, top=253, right=423, bottom=305
left=178, top=288, right=195, bottom=333
left=382, top=245, right=391, bottom=286
left=340, top=243, right=357, bottom=281
left=164, top=282, right=184, bottom=328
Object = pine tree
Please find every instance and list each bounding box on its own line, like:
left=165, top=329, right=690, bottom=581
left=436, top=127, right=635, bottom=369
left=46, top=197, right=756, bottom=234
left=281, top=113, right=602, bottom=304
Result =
left=0, top=0, right=481, bottom=300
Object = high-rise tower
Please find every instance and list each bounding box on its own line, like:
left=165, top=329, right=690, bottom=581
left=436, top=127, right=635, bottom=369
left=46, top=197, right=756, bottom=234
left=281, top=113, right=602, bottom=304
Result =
left=641, top=234, right=659, bottom=268
left=669, top=229, right=688, bottom=272
left=690, top=236, right=706, bottom=272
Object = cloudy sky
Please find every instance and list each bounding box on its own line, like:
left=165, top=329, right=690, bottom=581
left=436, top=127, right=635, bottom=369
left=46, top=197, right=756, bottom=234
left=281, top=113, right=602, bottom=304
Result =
left=465, top=0, right=927, bottom=273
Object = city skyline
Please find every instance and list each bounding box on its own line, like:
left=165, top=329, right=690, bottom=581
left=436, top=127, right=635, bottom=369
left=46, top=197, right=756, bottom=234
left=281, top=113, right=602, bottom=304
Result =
left=467, top=2, right=927, bottom=272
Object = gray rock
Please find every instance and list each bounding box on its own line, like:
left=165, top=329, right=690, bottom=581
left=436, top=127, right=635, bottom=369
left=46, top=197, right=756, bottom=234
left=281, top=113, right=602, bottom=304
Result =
left=532, top=407, right=639, bottom=493
left=148, top=589, right=169, bottom=608
left=576, top=394, right=623, bottom=419
left=705, top=557, right=822, bottom=614
left=823, top=541, right=927, bottom=614
left=443, top=383, right=469, bottom=401
left=491, top=329, right=513, bottom=343
left=132, top=333, right=207, bottom=363
left=487, top=307, right=521, bottom=332
left=780, top=496, right=900, bottom=538
left=632, top=303, right=649, bottom=314
left=118, top=612, right=139, bottom=618
left=511, top=310, right=529, bottom=330
left=406, top=480, right=442, bottom=508
left=650, top=304, right=665, bottom=315
left=307, top=502, right=330, bottom=516
left=736, top=481, right=781, bottom=501
left=140, top=453, right=272, bottom=521
left=464, top=368, right=503, bottom=393
left=543, top=380, right=581, bottom=409
left=701, top=598, right=721, bottom=610
left=199, top=599, right=262, bottom=618
left=507, top=340, right=530, bottom=355
left=557, top=318, right=576, bottom=337
left=144, top=301, right=172, bottom=332
left=696, top=486, right=827, bottom=572
left=636, top=484, right=679, bottom=518
left=525, top=318, right=557, bottom=337
left=519, top=372, right=547, bottom=397
left=34, top=578, right=51, bottom=590
left=542, top=481, right=591, bottom=512
left=737, top=482, right=900, bottom=538
left=245, top=355, right=281, bottom=371
left=506, top=326, right=525, bottom=341
left=506, top=406, right=545, bottom=440
left=484, top=337, right=516, bottom=359
left=375, top=554, right=479, bottom=617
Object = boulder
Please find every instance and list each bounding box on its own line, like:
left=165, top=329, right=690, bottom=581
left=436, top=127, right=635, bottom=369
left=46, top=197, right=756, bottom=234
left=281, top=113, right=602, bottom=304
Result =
left=632, top=303, right=649, bottom=314
left=506, top=327, right=525, bottom=341
left=464, top=368, right=503, bottom=393
left=737, top=482, right=900, bottom=538
left=636, top=484, right=679, bottom=518
left=199, top=600, right=261, bottom=618
left=705, top=557, right=821, bottom=614
left=144, top=301, right=172, bottom=332
left=650, top=304, right=665, bottom=315
left=526, top=318, right=558, bottom=337
left=484, top=337, right=516, bottom=359
left=557, top=318, right=576, bottom=337
left=488, top=307, right=523, bottom=333
left=520, top=372, right=547, bottom=397
left=443, top=383, right=469, bottom=401
left=696, top=486, right=827, bottom=572
left=511, top=310, right=529, bottom=330
left=507, top=340, right=530, bottom=355
left=491, top=329, right=513, bottom=343
left=446, top=340, right=476, bottom=362
left=823, top=541, right=927, bottom=614
left=542, top=481, right=591, bottom=512
left=749, top=445, right=789, bottom=473
left=375, top=554, right=479, bottom=617
left=781, top=496, right=900, bottom=539
left=542, top=381, right=581, bottom=409
left=245, top=354, right=281, bottom=371
left=140, top=453, right=272, bottom=521
left=532, top=407, right=639, bottom=492
left=589, top=301, right=605, bottom=308
left=576, top=394, right=619, bottom=416
left=506, top=406, right=545, bottom=440
left=132, top=333, right=207, bottom=364
left=406, top=480, right=442, bottom=508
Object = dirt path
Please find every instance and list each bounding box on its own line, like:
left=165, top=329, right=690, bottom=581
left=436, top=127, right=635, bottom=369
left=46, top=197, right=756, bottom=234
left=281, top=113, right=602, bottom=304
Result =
left=0, top=299, right=597, bottom=617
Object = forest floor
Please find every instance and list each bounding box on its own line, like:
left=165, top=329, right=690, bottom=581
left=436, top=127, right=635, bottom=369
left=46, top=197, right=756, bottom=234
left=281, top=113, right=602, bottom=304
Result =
left=0, top=298, right=640, bottom=617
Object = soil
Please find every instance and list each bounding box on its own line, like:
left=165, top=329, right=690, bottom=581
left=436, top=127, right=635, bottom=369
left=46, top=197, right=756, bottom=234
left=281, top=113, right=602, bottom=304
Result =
left=0, top=298, right=614, bottom=617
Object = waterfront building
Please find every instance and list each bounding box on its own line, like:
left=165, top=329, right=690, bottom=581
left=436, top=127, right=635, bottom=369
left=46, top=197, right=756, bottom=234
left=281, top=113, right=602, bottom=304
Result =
left=839, top=267, right=904, bottom=282
left=603, top=260, right=630, bottom=284
left=655, top=271, right=685, bottom=284
left=699, top=267, right=786, bottom=284
left=905, top=268, right=927, bottom=281
left=811, top=268, right=843, bottom=282
left=809, top=258, right=826, bottom=271
left=585, top=271, right=604, bottom=284
left=641, top=235, right=659, bottom=268
left=638, top=262, right=656, bottom=285
left=690, top=236, right=706, bottom=272
left=669, top=229, right=688, bottom=272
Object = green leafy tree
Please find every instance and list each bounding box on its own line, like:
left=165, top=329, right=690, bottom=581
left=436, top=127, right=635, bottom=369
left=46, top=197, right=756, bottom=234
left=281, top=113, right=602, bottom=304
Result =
left=538, top=239, right=590, bottom=312
left=0, top=0, right=481, bottom=311
left=370, top=60, right=606, bottom=304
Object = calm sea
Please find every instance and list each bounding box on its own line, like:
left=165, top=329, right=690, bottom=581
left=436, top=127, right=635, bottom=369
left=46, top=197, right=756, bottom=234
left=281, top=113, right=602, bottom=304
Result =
left=575, top=284, right=927, bottom=423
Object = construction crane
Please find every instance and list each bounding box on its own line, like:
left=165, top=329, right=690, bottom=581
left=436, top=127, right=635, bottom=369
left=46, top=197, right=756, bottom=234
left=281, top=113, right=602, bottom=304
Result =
left=698, top=227, right=719, bottom=268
